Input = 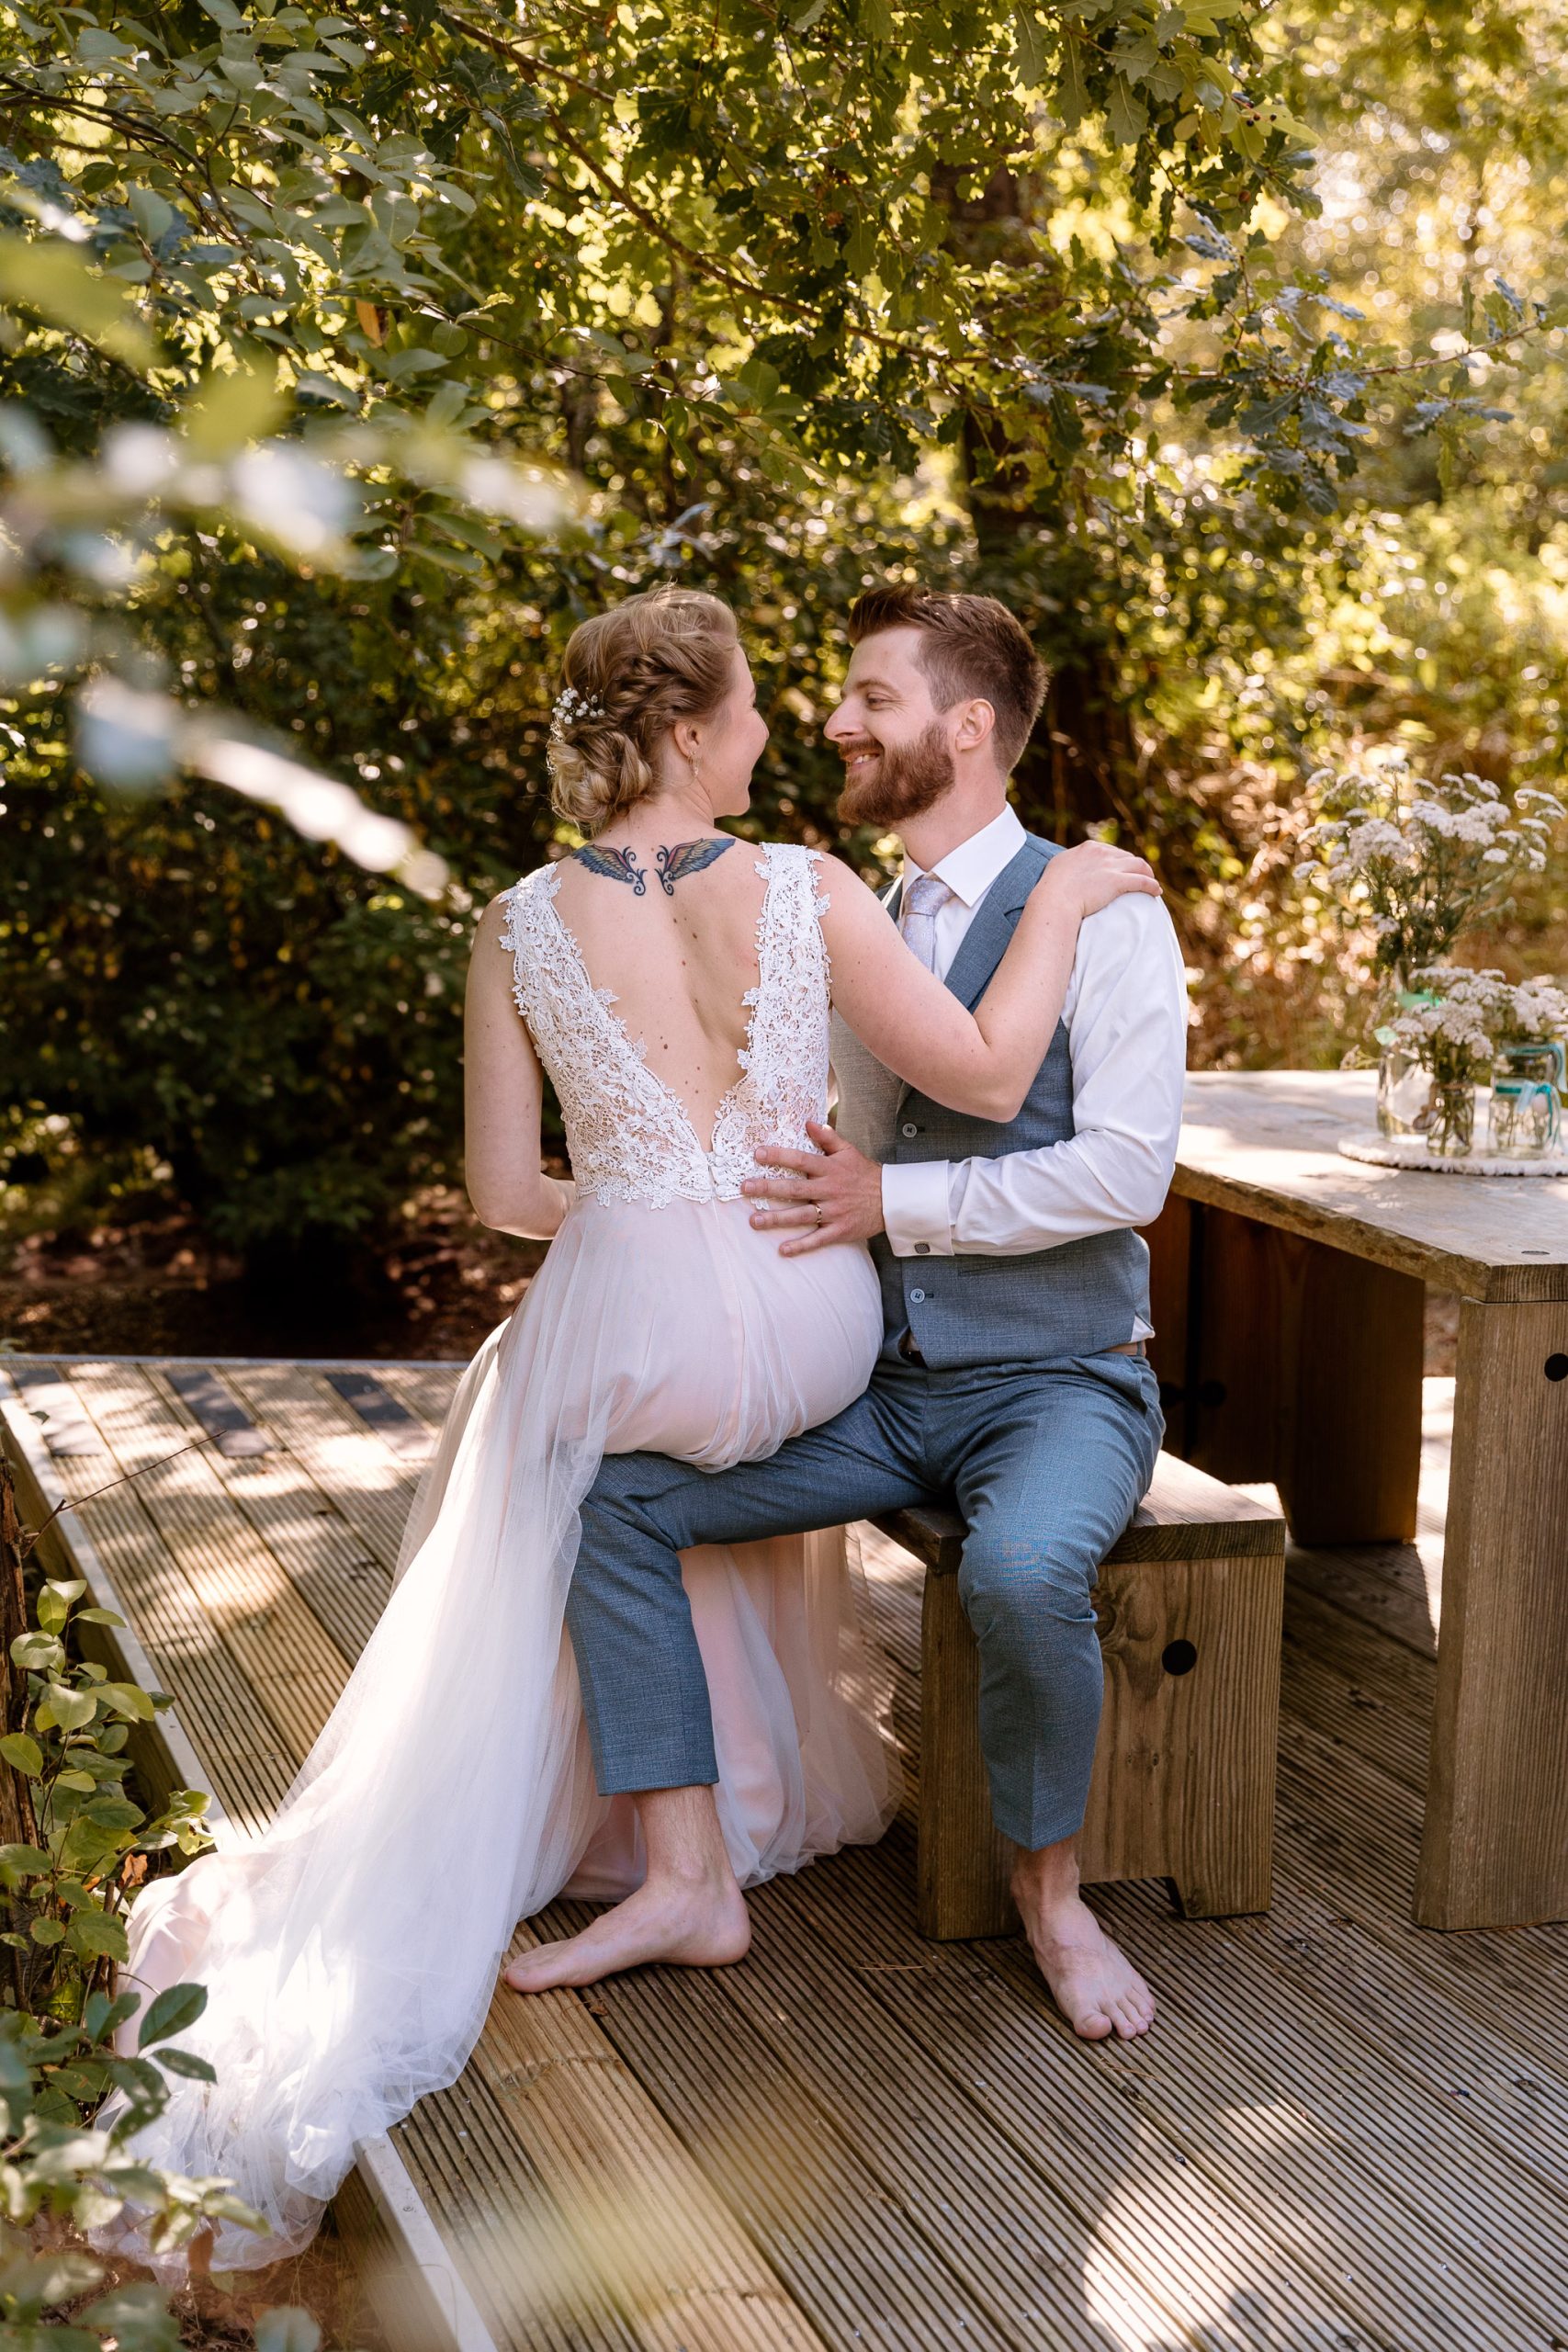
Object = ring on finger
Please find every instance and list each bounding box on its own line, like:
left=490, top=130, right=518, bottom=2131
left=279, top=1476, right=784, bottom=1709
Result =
left=813, top=1203, right=824, bottom=1227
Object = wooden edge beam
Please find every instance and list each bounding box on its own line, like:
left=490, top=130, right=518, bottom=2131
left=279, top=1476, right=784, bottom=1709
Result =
left=0, top=1375, right=500, bottom=2352
left=0, top=1353, right=473, bottom=1371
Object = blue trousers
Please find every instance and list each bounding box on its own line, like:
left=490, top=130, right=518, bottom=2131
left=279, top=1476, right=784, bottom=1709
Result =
left=568, top=1349, right=1164, bottom=1852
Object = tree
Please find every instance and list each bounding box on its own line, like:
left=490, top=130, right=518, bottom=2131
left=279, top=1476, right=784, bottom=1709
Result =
left=3, top=0, right=1562, bottom=1252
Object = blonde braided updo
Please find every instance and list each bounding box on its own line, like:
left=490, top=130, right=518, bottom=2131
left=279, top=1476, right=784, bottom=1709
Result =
left=547, top=587, right=739, bottom=833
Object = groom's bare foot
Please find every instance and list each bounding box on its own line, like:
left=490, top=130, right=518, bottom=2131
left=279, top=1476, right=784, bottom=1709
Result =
left=1011, top=1847, right=1156, bottom=2041
left=503, top=1868, right=750, bottom=1995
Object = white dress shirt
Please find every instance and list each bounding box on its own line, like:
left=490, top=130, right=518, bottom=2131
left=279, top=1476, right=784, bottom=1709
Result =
left=878, top=806, right=1189, bottom=1342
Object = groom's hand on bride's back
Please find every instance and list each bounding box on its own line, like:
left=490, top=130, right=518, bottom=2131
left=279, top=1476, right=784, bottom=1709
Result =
left=744, top=1121, right=885, bottom=1255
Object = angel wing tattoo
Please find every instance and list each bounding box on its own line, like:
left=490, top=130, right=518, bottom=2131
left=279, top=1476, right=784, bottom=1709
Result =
left=571, top=843, right=649, bottom=894
left=654, top=836, right=736, bottom=895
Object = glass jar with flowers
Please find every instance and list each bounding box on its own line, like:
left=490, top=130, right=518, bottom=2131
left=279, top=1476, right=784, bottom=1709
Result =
left=1486, top=978, right=1568, bottom=1159
left=1392, top=969, right=1560, bottom=1160
left=1296, top=764, right=1562, bottom=1137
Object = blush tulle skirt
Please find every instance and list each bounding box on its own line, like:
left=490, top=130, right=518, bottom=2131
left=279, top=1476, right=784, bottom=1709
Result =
left=94, top=1196, right=897, bottom=2272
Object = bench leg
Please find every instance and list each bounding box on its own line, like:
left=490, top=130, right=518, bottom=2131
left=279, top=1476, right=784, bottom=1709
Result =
left=918, top=1544, right=1285, bottom=1938
left=918, top=1570, right=1014, bottom=1939
left=1080, top=1548, right=1283, bottom=1920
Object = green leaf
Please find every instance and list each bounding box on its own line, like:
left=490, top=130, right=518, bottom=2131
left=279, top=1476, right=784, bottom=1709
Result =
left=1013, top=5, right=1051, bottom=89
left=0, top=2250, right=103, bottom=2308
left=0, top=1736, right=43, bottom=1777
left=77, top=2281, right=180, bottom=2352
left=0, top=237, right=155, bottom=369
left=43, top=1684, right=96, bottom=1732
left=0, top=2322, right=103, bottom=2350
left=73, top=1609, right=127, bottom=1630
left=84, top=1989, right=139, bottom=2045
left=94, top=1683, right=155, bottom=1723
left=127, top=187, right=176, bottom=245
left=1055, top=35, right=1089, bottom=128
left=138, top=1981, right=208, bottom=2049
left=46, top=1579, right=86, bottom=1606
left=11, top=1634, right=64, bottom=1671
left=68, top=1907, right=130, bottom=1962
left=424, top=379, right=468, bottom=427
left=0, top=1843, right=50, bottom=1878
left=55, top=1770, right=96, bottom=1793
left=1106, top=74, right=1148, bottom=146
left=254, top=2309, right=322, bottom=2352
left=154, top=2046, right=217, bottom=2082
left=29, top=1918, right=64, bottom=1946
left=181, top=363, right=290, bottom=458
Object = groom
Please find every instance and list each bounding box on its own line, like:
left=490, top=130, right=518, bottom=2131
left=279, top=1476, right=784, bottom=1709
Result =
left=510, top=585, right=1188, bottom=2041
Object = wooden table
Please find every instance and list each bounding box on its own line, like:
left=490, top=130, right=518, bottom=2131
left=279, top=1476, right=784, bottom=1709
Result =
left=1145, top=1069, right=1568, bottom=1934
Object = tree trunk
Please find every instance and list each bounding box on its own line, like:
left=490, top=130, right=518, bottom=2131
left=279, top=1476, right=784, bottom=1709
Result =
left=935, top=166, right=1142, bottom=842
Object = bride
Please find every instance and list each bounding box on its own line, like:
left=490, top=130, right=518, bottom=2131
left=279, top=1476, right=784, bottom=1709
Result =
left=98, top=585, right=1157, bottom=2271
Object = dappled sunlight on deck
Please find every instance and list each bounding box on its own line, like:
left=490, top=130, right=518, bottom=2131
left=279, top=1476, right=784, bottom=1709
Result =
left=4, top=1352, right=1567, bottom=2350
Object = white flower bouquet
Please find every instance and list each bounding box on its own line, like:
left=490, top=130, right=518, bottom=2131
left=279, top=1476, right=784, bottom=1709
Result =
left=1389, top=968, right=1553, bottom=1088
left=1391, top=967, right=1568, bottom=1158
left=1296, top=762, right=1562, bottom=978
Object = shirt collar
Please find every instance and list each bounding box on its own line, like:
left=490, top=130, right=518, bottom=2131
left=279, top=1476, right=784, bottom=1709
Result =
left=902, top=804, right=1028, bottom=910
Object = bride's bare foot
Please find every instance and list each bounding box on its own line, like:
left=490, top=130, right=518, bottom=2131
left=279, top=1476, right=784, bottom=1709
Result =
left=504, top=1866, right=751, bottom=1995
left=1011, top=1844, right=1156, bottom=2042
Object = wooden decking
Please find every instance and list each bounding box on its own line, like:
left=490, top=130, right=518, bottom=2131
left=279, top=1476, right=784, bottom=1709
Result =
left=4, top=1353, right=1568, bottom=2350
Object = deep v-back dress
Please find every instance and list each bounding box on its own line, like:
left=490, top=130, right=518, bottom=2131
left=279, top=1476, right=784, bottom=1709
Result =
left=98, top=842, right=897, bottom=2271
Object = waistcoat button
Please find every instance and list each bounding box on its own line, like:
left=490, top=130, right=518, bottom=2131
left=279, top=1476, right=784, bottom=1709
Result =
left=900, top=1121, right=919, bottom=1137
left=908, top=1287, right=926, bottom=1304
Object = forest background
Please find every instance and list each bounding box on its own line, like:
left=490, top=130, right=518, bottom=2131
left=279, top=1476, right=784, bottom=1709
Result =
left=3, top=0, right=1566, bottom=1356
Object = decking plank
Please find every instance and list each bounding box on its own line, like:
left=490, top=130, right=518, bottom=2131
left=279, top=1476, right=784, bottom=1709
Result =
left=142, top=1363, right=391, bottom=1662
left=6, top=1353, right=1568, bottom=2352
left=541, top=1897, right=1026, bottom=2352
left=373, top=1363, right=467, bottom=1430
left=60, top=1362, right=349, bottom=1756
left=1284, top=1540, right=1440, bottom=1657
left=220, top=1363, right=428, bottom=1575
left=1, top=1379, right=293, bottom=1832
left=791, top=1832, right=1524, bottom=2352
left=1270, top=1737, right=1568, bottom=2080
left=2, top=1353, right=822, bottom=2352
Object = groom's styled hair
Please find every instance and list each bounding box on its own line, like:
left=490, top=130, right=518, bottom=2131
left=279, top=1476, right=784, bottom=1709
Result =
left=848, top=585, right=1048, bottom=771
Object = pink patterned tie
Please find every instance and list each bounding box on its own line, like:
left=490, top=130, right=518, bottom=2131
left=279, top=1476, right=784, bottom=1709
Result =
left=902, top=871, right=954, bottom=974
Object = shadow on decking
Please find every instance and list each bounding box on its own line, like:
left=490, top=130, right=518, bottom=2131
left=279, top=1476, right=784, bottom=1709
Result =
left=4, top=1359, right=1567, bottom=2352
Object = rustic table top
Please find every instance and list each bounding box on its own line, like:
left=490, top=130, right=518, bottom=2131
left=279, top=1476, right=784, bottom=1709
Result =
left=1172, top=1070, right=1568, bottom=1301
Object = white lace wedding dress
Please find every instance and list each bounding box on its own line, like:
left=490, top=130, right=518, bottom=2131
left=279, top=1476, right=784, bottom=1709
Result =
left=98, top=842, right=897, bottom=2271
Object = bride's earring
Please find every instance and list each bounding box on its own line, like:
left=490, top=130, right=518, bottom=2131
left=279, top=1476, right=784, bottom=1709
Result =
left=688, top=745, right=704, bottom=788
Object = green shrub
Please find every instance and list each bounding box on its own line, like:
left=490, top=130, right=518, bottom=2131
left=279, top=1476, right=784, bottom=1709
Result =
left=0, top=1446, right=319, bottom=2346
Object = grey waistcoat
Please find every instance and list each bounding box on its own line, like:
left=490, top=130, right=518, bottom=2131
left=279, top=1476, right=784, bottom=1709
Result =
left=830, top=834, right=1151, bottom=1370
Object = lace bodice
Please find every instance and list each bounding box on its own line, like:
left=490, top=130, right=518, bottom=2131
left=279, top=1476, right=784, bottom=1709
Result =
left=499, top=842, right=832, bottom=1209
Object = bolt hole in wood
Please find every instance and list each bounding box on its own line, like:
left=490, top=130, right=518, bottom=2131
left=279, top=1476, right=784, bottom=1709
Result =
left=1161, top=1639, right=1199, bottom=1676
left=1546, top=1354, right=1568, bottom=1382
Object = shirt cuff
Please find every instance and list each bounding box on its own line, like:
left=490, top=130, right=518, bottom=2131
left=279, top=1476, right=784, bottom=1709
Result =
left=881, top=1160, right=955, bottom=1258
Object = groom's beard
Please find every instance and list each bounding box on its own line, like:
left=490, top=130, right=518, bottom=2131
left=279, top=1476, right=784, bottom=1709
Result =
left=836, top=718, right=955, bottom=828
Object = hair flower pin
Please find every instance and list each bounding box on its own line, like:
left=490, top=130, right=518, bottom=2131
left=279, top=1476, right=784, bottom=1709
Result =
left=550, top=684, right=605, bottom=739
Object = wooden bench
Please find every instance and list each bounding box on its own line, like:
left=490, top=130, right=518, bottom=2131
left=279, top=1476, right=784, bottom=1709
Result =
left=873, top=1451, right=1286, bottom=1939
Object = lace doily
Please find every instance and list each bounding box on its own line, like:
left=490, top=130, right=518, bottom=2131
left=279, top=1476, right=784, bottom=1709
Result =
left=1337, top=1134, right=1568, bottom=1179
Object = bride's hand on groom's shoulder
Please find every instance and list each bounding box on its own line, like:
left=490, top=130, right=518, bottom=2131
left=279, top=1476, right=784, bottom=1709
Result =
left=743, top=1122, right=885, bottom=1255
left=1041, top=840, right=1162, bottom=920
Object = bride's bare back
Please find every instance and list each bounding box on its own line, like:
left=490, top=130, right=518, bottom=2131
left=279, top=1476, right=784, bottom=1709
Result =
left=546, top=835, right=771, bottom=1148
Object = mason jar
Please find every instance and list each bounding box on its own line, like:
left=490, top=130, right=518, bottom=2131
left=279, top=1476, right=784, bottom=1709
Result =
left=1487, top=1040, right=1565, bottom=1159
